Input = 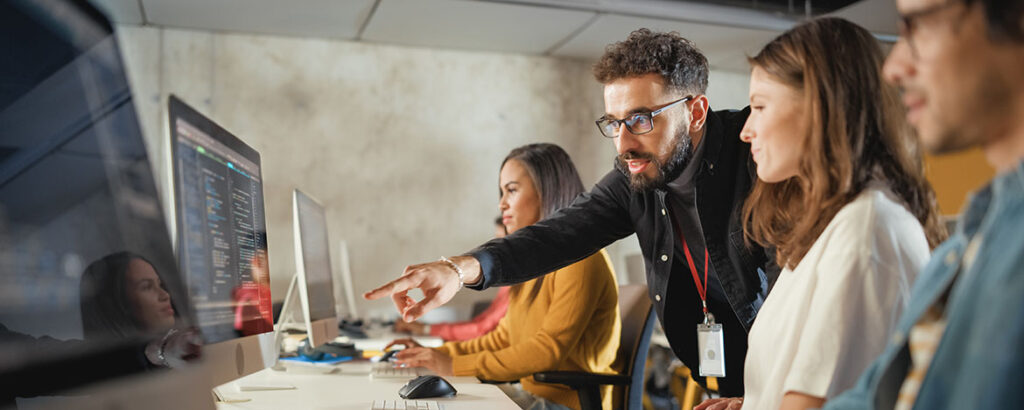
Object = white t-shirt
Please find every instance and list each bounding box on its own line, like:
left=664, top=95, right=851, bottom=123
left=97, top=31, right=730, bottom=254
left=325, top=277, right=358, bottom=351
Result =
left=741, top=187, right=930, bottom=410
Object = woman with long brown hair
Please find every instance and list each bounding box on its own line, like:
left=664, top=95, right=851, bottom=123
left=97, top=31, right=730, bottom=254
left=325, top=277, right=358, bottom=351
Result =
left=387, top=143, right=621, bottom=410
left=697, top=17, right=946, bottom=410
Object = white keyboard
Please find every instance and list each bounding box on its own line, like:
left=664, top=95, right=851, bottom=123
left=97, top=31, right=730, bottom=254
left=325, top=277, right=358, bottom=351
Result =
left=370, top=399, right=443, bottom=410
left=370, top=363, right=431, bottom=379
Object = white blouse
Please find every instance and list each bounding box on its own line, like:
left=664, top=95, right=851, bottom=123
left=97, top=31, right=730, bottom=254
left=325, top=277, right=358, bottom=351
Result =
left=741, top=187, right=931, bottom=410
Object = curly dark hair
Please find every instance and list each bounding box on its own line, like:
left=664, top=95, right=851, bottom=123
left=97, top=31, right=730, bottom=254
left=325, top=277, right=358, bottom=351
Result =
left=962, top=0, right=1024, bottom=42
left=593, top=28, right=709, bottom=96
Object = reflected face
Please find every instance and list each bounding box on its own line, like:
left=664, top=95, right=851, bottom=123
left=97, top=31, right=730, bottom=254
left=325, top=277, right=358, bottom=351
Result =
left=251, top=249, right=270, bottom=284
left=741, top=67, right=807, bottom=183
left=499, top=159, right=542, bottom=234
left=604, top=74, right=693, bottom=191
left=125, top=259, right=175, bottom=333
left=883, top=0, right=1023, bottom=154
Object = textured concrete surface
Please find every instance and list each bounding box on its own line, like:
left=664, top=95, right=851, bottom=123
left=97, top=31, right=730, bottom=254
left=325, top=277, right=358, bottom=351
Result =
left=116, top=26, right=750, bottom=320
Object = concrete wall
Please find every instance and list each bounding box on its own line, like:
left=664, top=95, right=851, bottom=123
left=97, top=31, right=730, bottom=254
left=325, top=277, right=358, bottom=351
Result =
left=115, top=26, right=750, bottom=321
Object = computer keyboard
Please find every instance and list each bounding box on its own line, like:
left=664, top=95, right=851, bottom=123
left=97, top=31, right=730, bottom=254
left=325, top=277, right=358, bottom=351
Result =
left=370, top=363, right=430, bottom=378
left=370, top=399, right=442, bottom=410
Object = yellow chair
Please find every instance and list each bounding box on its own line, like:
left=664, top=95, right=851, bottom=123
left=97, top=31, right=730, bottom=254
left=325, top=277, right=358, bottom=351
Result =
left=672, top=366, right=718, bottom=409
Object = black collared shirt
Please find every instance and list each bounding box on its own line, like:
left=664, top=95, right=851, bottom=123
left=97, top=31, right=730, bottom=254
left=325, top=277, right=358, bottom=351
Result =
left=665, top=132, right=728, bottom=306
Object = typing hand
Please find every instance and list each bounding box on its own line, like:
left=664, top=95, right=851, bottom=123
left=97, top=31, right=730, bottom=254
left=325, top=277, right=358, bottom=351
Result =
left=363, top=256, right=481, bottom=322
left=384, top=338, right=423, bottom=351
left=395, top=347, right=454, bottom=377
left=695, top=397, right=743, bottom=410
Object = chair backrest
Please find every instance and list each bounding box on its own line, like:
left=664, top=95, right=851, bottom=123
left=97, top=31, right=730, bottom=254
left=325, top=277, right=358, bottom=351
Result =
left=623, top=253, right=646, bottom=285
left=615, top=284, right=656, bottom=410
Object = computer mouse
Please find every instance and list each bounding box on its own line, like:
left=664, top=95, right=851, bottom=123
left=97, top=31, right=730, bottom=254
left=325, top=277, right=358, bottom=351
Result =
left=398, top=375, right=457, bottom=399
left=381, top=349, right=400, bottom=362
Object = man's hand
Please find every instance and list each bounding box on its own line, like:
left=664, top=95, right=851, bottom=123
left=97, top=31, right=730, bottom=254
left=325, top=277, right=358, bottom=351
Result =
left=363, top=256, right=481, bottom=322
left=694, top=397, right=743, bottom=410
left=395, top=347, right=454, bottom=377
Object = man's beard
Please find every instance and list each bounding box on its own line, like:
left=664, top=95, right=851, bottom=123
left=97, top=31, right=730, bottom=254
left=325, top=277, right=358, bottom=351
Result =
left=615, top=128, right=693, bottom=192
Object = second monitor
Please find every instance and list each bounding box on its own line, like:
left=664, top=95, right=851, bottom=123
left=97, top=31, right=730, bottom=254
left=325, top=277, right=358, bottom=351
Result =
left=291, top=189, right=340, bottom=347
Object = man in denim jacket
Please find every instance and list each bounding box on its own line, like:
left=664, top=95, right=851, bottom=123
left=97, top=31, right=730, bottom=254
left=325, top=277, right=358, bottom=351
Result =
left=825, top=0, right=1024, bottom=408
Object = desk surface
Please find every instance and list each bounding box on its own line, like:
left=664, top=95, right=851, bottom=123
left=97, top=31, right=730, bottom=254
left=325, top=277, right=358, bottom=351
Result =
left=216, top=336, right=519, bottom=410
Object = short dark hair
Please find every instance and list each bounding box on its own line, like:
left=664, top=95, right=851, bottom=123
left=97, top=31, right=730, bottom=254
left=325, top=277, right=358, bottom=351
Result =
left=963, top=0, right=1024, bottom=42
left=501, top=143, right=585, bottom=220
left=593, top=28, right=709, bottom=96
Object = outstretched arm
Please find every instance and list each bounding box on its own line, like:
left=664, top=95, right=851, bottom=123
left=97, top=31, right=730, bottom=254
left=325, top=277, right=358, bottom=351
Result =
left=365, top=170, right=635, bottom=321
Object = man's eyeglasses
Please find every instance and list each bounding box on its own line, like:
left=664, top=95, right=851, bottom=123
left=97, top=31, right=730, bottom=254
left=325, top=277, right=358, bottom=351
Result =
left=596, top=96, right=693, bottom=138
left=897, top=1, right=962, bottom=58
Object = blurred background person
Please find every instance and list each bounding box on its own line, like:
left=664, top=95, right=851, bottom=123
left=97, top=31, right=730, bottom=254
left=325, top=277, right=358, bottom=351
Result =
left=389, top=143, right=621, bottom=410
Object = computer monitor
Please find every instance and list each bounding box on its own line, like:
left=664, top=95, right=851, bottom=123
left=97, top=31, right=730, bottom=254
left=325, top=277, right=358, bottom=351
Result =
left=291, top=189, right=340, bottom=347
left=168, top=95, right=276, bottom=386
left=337, top=239, right=360, bottom=320
left=0, top=0, right=211, bottom=408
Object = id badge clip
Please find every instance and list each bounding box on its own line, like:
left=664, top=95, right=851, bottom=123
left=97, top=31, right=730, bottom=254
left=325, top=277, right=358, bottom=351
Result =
left=696, top=310, right=726, bottom=377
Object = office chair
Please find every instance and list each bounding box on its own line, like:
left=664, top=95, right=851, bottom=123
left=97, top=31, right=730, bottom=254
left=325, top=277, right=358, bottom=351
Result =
left=534, top=284, right=656, bottom=410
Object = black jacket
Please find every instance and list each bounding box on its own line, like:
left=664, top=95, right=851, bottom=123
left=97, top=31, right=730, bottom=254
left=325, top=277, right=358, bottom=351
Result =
left=469, top=107, right=779, bottom=393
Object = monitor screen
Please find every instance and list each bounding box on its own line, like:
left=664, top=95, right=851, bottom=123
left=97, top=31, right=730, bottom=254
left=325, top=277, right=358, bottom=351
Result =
left=294, top=190, right=337, bottom=322
left=0, top=0, right=197, bottom=402
left=169, top=96, right=273, bottom=344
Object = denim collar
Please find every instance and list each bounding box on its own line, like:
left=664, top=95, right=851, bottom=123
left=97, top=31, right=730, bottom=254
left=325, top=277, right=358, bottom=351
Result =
left=958, top=159, right=1024, bottom=239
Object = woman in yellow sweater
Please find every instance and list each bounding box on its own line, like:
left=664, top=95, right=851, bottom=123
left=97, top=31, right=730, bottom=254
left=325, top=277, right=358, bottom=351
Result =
left=391, top=143, right=622, bottom=410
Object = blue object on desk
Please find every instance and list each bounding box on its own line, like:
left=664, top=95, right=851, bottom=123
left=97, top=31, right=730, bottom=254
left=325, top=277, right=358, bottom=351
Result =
left=280, top=355, right=354, bottom=365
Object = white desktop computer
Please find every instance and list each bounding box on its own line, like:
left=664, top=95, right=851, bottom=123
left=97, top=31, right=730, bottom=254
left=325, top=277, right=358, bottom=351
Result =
left=168, top=95, right=278, bottom=389
left=0, top=1, right=213, bottom=408
left=284, top=189, right=340, bottom=348
left=336, top=239, right=361, bottom=321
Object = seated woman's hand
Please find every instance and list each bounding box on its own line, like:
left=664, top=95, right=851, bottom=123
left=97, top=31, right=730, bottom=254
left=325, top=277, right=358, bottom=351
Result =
left=384, top=338, right=423, bottom=351
left=395, top=347, right=454, bottom=376
left=695, top=397, right=743, bottom=410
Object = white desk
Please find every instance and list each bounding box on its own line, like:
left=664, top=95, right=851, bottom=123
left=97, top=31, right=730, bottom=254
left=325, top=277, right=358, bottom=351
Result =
left=345, top=330, right=444, bottom=352
left=216, top=336, right=518, bottom=410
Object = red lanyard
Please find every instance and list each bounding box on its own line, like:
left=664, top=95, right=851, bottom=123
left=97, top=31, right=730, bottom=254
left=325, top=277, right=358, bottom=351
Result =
left=669, top=210, right=710, bottom=315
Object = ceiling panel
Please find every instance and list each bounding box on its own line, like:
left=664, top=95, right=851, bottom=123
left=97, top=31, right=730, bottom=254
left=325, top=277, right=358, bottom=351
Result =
left=828, top=0, right=898, bottom=35
left=141, top=0, right=377, bottom=39
left=88, top=0, right=144, bottom=24
left=361, top=0, right=597, bottom=55
left=550, top=14, right=781, bottom=71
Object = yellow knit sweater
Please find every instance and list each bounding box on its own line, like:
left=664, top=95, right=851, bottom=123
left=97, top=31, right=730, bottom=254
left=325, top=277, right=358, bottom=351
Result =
left=435, top=249, right=621, bottom=410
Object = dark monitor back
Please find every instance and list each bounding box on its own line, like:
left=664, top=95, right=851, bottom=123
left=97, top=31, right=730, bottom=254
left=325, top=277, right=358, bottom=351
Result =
left=0, top=0, right=195, bottom=402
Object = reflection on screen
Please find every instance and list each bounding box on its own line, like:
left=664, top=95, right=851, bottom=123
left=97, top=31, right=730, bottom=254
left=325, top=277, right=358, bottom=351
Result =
left=171, top=98, right=273, bottom=343
left=295, top=191, right=336, bottom=321
left=0, top=0, right=192, bottom=400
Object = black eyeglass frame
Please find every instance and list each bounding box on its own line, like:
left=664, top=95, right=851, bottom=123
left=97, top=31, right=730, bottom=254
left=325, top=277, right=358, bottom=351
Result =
left=595, top=95, right=694, bottom=138
left=897, top=0, right=964, bottom=58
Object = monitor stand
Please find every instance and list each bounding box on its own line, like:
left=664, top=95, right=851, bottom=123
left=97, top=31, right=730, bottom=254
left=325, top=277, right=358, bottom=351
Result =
left=211, top=276, right=306, bottom=402
left=269, top=273, right=336, bottom=375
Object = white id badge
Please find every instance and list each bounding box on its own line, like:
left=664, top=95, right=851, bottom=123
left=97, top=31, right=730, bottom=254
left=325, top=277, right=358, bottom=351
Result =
left=696, top=323, right=726, bottom=377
